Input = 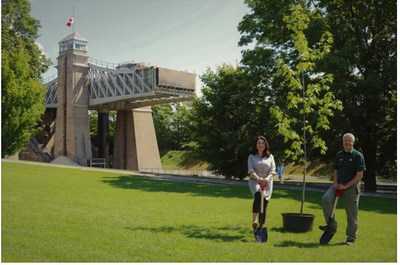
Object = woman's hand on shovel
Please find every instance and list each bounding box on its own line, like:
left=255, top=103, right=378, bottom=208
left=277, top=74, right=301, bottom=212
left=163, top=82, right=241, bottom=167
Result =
left=258, top=178, right=268, bottom=187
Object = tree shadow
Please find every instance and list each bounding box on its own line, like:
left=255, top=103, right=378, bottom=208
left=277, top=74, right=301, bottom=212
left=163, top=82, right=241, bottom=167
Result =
left=273, top=240, right=345, bottom=248
left=101, top=175, right=396, bottom=214
left=271, top=188, right=396, bottom=215
left=125, top=224, right=252, bottom=243
left=101, top=175, right=251, bottom=199
left=270, top=227, right=286, bottom=233
left=273, top=240, right=321, bottom=248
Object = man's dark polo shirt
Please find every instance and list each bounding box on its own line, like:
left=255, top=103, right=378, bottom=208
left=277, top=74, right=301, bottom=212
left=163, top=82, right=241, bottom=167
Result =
left=334, top=148, right=366, bottom=184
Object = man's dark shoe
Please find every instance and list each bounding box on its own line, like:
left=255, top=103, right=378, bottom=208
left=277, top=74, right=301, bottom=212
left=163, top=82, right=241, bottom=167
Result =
left=345, top=238, right=355, bottom=245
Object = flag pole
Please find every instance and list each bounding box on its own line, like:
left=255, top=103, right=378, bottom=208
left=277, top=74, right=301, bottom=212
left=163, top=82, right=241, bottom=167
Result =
left=72, top=5, right=75, bottom=32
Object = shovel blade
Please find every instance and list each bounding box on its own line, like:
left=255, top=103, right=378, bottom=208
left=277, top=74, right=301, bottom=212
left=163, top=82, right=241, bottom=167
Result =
left=254, top=227, right=268, bottom=243
left=260, top=227, right=268, bottom=243
left=253, top=228, right=261, bottom=242
left=319, top=230, right=335, bottom=245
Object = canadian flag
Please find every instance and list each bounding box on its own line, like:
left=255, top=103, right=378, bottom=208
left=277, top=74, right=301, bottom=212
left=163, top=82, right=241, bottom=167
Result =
left=66, top=16, right=74, bottom=27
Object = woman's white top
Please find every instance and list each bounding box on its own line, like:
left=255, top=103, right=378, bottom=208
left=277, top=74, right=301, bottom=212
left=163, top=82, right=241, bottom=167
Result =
left=247, top=153, right=276, bottom=200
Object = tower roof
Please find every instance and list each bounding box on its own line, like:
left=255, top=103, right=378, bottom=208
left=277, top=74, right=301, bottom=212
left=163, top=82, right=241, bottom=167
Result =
left=59, top=32, right=87, bottom=43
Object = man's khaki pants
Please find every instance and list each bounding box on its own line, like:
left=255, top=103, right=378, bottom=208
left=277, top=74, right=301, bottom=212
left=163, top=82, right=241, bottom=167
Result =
left=322, top=183, right=361, bottom=241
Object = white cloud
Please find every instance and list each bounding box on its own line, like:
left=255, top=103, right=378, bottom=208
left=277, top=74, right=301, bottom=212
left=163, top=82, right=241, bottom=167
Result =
left=36, top=41, right=46, bottom=56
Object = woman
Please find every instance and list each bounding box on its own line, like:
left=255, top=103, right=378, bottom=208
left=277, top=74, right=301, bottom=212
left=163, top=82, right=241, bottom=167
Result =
left=247, top=136, right=276, bottom=229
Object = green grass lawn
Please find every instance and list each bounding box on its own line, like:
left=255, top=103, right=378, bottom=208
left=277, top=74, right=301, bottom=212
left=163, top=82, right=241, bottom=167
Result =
left=2, top=161, right=397, bottom=262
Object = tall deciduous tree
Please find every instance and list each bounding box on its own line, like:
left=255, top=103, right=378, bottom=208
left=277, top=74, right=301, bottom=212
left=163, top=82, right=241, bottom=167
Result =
left=1, top=0, right=51, bottom=157
left=314, top=0, right=397, bottom=189
left=170, top=102, right=192, bottom=149
left=152, top=102, right=192, bottom=151
left=238, top=0, right=396, bottom=190
left=152, top=104, right=174, bottom=151
left=191, top=65, right=274, bottom=179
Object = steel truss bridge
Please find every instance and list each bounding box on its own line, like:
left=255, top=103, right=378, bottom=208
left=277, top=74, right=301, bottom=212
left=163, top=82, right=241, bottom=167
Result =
left=44, top=58, right=196, bottom=110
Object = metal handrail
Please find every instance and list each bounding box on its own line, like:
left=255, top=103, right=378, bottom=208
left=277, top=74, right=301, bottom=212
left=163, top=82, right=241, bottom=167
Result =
left=28, top=137, right=53, bottom=162
left=42, top=74, right=58, bottom=84
left=88, top=58, right=150, bottom=70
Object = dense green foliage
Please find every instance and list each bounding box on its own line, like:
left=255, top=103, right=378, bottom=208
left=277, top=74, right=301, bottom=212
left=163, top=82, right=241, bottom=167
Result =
left=152, top=103, right=192, bottom=151
left=318, top=0, right=397, bottom=188
left=2, top=161, right=397, bottom=262
left=237, top=0, right=396, bottom=189
left=189, top=65, right=277, bottom=179
left=152, top=104, right=175, bottom=150
left=89, top=111, right=116, bottom=157
left=1, top=0, right=51, bottom=157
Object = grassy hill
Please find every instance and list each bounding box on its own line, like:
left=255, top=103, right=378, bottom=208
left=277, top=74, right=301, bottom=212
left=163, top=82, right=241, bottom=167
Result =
left=160, top=150, right=210, bottom=171
left=160, top=150, right=332, bottom=180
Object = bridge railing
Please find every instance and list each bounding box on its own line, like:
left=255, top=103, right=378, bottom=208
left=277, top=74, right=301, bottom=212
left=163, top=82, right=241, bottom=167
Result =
left=88, top=58, right=120, bottom=69
left=42, top=74, right=57, bottom=84
left=88, top=58, right=150, bottom=70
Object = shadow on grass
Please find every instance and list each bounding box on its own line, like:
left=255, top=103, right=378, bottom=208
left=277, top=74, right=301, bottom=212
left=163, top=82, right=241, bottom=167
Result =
left=270, top=189, right=396, bottom=215
left=270, top=227, right=286, bottom=233
left=274, top=240, right=346, bottom=248
left=125, top=224, right=252, bottom=243
left=274, top=240, right=320, bottom=248
left=101, top=175, right=396, bottom=214
left=101, top=175, right=251, bottom=199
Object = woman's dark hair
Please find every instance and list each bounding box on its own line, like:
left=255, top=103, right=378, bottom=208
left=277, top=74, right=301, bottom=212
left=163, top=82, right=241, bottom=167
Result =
left=251, top=135, right=271, bottom=157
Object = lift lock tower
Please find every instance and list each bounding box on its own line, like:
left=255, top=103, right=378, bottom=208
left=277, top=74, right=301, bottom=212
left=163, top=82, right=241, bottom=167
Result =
left=54, top=32, right=92, bottom=164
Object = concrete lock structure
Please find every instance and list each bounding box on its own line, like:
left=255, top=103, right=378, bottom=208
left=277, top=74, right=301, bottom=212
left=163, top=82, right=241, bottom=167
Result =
left=20, top=32, right=195, bottom=171
left=54, top=33, right=92, bottom=164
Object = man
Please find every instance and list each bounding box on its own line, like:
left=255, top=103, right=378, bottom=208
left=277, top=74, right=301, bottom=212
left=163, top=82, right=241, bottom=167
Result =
left=320, top=133, right=366, bottom=245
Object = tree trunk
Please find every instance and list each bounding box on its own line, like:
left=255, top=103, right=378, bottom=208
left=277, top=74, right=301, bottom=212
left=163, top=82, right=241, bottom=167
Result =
left=360, top=126, right=378, bottom=191
left=363, top=147, right=377, bottom=191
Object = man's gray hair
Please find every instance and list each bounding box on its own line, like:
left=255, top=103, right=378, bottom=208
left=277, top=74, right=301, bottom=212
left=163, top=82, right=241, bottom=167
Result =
left=343, top=133, right=355, bottom=142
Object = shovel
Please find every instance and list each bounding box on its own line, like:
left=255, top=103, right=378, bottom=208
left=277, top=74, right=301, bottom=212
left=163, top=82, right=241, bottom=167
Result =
left=254, top=182, right=268, bottom=243
left=319, top=189, right=343, bottom=245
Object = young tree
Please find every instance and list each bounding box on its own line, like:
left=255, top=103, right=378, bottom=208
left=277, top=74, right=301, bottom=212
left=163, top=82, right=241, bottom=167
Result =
left=270, top=4, right=342, bottom=214
left=1, top=0, right=51, bottom=157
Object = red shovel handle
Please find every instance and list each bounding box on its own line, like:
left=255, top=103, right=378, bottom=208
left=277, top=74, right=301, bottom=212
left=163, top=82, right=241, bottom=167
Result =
left=335, top=189, right=344, bottom=197
left=258, top=181, right=267, bottom=191
left=258, top=181, right=267, bottom=214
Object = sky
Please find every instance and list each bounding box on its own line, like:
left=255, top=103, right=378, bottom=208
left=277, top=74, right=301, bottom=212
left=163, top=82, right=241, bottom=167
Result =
left=29, top=0, right=251, bottom=91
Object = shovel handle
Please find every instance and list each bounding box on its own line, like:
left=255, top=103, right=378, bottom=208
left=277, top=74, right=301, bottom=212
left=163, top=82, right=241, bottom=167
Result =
left=335, top=189, right=344, bottom=197
left=330, top=190, right=343, bottom=218
left=259, top=182, right=267, bottom=214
